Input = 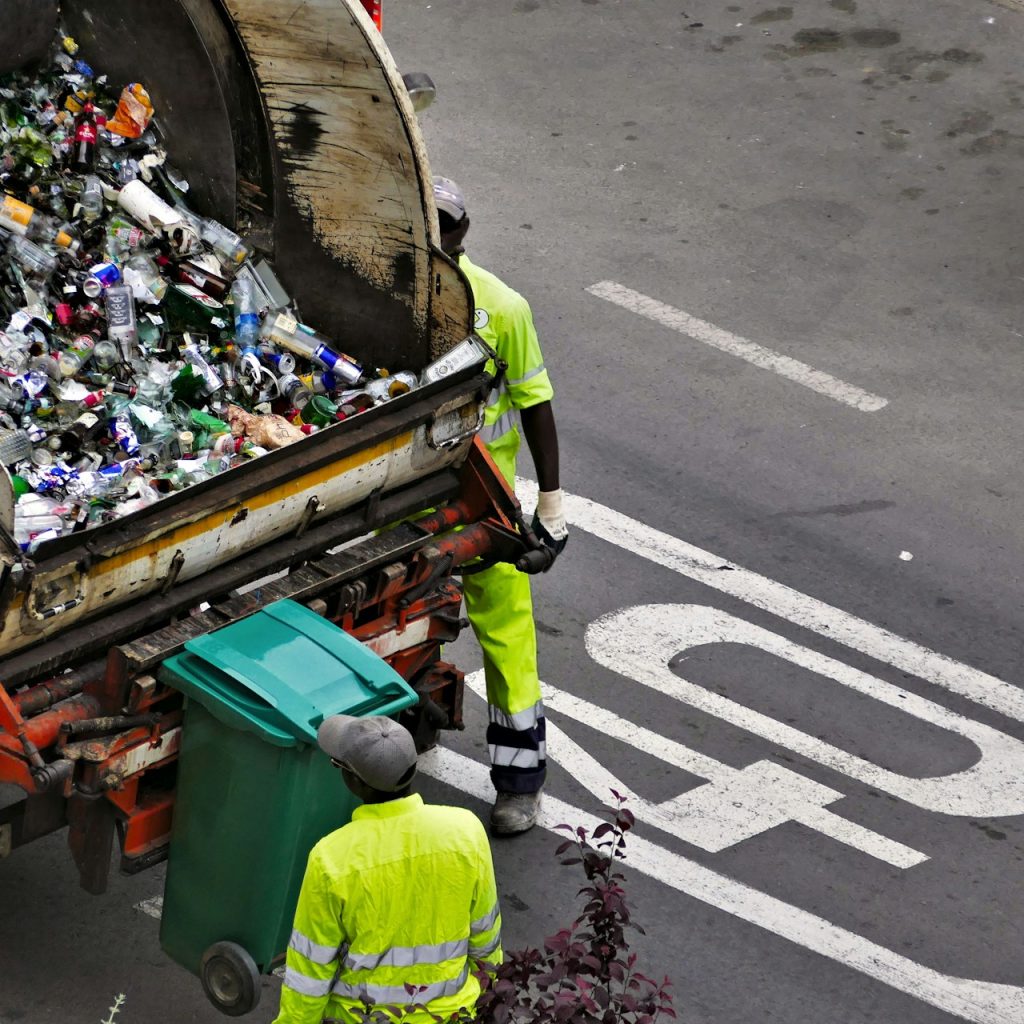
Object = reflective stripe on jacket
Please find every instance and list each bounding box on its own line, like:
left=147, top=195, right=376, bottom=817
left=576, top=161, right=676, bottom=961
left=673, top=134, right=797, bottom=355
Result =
left=460, top=254, right=553, bottom=467
left=273, top=794, right=502, bottom=1024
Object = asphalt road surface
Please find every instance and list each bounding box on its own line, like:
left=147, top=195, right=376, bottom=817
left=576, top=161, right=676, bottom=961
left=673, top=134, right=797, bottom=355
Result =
left=5, top=1, right=1024, bottom=1022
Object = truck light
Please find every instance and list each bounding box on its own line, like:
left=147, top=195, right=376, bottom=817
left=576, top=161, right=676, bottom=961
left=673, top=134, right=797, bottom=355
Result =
left=359, top=0, right=382, bottom=31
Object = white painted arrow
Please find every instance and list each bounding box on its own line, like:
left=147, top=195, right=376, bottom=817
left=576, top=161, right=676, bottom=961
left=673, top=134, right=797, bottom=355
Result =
left=420, top=746, right=1024, bottom=1024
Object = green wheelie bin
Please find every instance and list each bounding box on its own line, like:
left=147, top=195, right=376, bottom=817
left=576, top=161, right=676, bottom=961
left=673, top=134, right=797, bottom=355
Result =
left=157, top=598, right=417, bottom=1016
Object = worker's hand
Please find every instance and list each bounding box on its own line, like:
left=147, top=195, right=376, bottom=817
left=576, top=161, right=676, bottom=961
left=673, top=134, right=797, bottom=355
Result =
left=531, top=488, right=568, bottom=569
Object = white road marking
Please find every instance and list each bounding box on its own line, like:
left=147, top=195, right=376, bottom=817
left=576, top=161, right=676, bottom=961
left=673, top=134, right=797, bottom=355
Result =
left=419, top=745, right=1024, bottom=1024
left=586, top=280, right=889, bottom=411
left=135, top=895, right=163, bottom=919
left=516, top=479, right=1024, bottom=725
left=586, top=604, right=1024, bottom=818
left=467, top=671, right=926, bottom=868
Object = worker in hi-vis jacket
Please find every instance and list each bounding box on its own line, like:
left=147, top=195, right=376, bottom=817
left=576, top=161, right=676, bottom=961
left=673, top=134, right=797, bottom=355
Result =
left=273, top=714, right=502, bottom=1023
left=433, top=175, right=568, bottom=836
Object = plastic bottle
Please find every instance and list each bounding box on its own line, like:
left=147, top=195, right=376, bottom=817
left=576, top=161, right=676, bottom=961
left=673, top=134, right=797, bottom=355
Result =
left=80, top=174, right=104, bottom=222
left=57, top=333, right=98, bottom=377
left=231, top=277, right=260, bottom=348
left=124, top=252, right=167, bottom=304
left=183, top=345, right=224, bottom=397
left=201, top=218, right=248, bottom=265
left=104, top=284, right=138, bottom=360
left=4, top=234, right=58, bottom=281
left=92, top=338, right=120, bottom=371
left=260, top=313, right=363, bottom=384
left=0, top=195, right=78, bottom=249
left=231, top=277, right=261, bottom=379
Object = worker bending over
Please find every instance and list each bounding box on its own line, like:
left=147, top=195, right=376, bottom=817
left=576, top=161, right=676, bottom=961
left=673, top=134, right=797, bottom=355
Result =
left=433, top=176, right=568, bottom=836
left=273, top=714, right=503, bottom=1024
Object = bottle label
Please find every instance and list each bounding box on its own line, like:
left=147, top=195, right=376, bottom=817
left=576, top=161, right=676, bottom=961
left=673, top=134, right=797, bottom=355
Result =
left=75, top=123, right=97, bottom=144
left=105, top=290, right=134, bottom=329
left=1, top=196, right=34, bottom=231
left=275, top=313, right=298, bottom=335
left=176, top=284, right=222, bottom=309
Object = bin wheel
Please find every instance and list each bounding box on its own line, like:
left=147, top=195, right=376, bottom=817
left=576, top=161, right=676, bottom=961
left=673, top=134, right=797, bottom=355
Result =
left=200, top=941, right=261, bottom=1016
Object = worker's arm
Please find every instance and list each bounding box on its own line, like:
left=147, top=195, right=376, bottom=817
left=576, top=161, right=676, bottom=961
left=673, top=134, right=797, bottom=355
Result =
left=468, top=830, right=503, bottom=974
left=501, top=298, right=567, bottom=553
left=520, top=401, right=559, bottom=493
left=273, top=850, right=344, bottom=1024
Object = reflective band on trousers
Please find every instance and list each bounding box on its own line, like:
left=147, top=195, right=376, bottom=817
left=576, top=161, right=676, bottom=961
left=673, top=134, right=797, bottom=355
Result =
left=488, top=700, right=544, bottom=732
left=478, top=409, right=517, bottom=444
left=507, top=364, right=546, bottom=386
left=344, top=937, right=469, bottom=971
left=471, top=901, right=501, bottom=934
left=283, top=967, right=333, bottom=998
left=489, top=742, right=545, bottom=768
left=331, top=966, right=470, bottom=1005
left=289, top=928, right=341, bottom=965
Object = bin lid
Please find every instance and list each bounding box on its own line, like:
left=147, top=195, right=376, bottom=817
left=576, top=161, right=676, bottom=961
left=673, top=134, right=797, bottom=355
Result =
left=158, top=600, right=418, bottom=747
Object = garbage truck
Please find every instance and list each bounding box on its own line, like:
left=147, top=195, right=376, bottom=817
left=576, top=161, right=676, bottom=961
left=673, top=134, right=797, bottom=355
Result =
left=0, top=0, right=551, bottom=1010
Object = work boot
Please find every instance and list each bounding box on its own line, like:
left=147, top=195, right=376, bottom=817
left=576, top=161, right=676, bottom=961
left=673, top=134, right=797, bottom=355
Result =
left=490, top=790, right=542, bottom=835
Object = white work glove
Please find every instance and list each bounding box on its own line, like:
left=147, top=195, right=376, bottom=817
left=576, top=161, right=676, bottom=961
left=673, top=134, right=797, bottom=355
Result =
left=531, top=488, right=569, bottom=568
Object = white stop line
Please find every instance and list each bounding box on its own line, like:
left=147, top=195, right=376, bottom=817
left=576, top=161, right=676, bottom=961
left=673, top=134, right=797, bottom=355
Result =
left=417, top=480, right=1024, bottom=1024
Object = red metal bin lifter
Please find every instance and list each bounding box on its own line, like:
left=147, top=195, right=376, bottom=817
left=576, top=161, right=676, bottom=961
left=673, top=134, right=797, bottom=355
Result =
left=0, top=438, right=551, bottom=893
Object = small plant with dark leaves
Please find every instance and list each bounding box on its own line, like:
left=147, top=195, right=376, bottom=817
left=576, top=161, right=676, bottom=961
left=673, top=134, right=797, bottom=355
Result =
left=473, top=793, right=676, bottom=1024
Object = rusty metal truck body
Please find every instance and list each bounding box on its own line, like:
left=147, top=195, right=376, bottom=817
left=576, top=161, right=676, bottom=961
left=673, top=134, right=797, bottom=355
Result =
left=0, top=0, right=538, bottom=898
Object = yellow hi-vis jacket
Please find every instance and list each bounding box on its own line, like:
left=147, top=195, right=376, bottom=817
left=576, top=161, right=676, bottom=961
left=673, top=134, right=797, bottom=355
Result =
left=459, top=254, right=553, bottom=485
left=273, top=794, right=503, bottom=1024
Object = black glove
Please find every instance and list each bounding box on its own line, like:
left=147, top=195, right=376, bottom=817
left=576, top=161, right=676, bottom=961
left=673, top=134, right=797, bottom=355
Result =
left=531, top=512, right=568, bottom=570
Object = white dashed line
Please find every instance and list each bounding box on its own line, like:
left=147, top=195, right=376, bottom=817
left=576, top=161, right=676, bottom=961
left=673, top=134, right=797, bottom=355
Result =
left=586, top=280, right=889, bottom=412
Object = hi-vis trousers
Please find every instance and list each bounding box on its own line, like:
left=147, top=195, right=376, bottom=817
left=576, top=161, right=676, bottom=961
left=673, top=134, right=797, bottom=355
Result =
left=463, top=433, right=546, bottom=794
left=463, top=562, right=545, bottom=794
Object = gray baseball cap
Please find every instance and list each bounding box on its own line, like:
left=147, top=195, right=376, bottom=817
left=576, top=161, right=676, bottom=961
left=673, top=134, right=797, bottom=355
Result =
left=432, top=175, right=466, bottom=222
left=317, top=714, right=417, bottom=792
